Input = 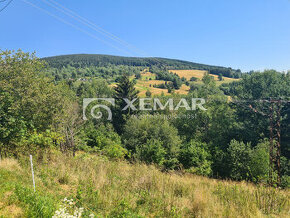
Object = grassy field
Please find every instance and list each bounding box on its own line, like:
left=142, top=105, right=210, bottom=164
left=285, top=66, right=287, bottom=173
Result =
left=133, top=70, right=239, bottom=96
left=110, top=70, right=239, bottom=97
left=0, top=152, right=289, bottom=217
left=169, top=70, right=239, bottom=85
left=135, top=79, right=189, bottom=96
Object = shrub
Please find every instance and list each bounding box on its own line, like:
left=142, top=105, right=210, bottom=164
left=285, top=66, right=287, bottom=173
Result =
left=227, top=140, right=252, bottom=180
left=123, top=116, right=181, bottom=169
left=179, top=140, right=212, bottom=176
left=190, top=76, right=198, bottom=82
left=281, top=156, right=290, bottom=188
left=249, top=140, right=269, bottom=183
left=84, top=123, right=128, bottom=159
left=135, top=139, right=166, bottom=166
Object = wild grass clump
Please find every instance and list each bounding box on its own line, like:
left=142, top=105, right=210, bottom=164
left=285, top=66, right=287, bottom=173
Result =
left=14, top=185, right=56, bottom=217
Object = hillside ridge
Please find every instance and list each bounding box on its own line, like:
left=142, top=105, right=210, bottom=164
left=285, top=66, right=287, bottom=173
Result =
left=42, top=54, right=237, bottom=72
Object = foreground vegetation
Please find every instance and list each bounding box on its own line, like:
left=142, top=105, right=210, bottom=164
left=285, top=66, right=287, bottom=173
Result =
left=0, top=153, right=289, bottom=218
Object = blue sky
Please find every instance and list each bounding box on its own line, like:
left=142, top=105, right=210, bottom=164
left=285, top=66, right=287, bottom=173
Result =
left=1, top=0, right=290, bottom=72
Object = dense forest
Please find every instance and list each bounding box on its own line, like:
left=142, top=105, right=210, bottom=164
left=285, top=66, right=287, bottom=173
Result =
left=43, top=54, right=242, bottom=81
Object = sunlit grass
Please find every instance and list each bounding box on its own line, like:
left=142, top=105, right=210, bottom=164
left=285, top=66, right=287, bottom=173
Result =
left=169, top=69, right=240, bottom=83
left=0, top=153, right=289, bottom=217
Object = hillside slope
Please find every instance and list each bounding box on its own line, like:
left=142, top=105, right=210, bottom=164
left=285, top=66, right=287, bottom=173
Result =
left=42, top=54, right=240, bottom=75
left=0, top=153, right=289, bottom=218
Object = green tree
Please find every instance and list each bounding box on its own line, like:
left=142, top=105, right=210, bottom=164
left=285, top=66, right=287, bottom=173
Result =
left=0, top=50, right=76, bottom=155
left=145, top=89, right=152, bottom=97
left=135, top=72, right=141, bottom=79
left=179, top=140, right=212, bottom=176
left=249, top=139, right=269, bottom=183
left=190, top=76, right=198, bottom=82
left=135, top=139, right=166, bottom=166
left=83, top=123, right=128, bottom=159
left=218, top=74, right=223, bottom=81
left=112, top=74, right=139, bottom=134
left=122, top=116, right=181, bottom=169
left=227, top=140, right=252, bottom=180
left=231, top=70, right=290, bottom=170
left=173, top=77, right=182, bottom=89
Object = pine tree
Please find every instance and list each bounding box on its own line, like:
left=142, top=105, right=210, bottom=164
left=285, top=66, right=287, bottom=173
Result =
left=112, top=74, right=139, bottom=133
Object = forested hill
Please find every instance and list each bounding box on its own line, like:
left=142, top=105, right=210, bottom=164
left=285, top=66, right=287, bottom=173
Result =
left=42, top=54, right=242, bottom=78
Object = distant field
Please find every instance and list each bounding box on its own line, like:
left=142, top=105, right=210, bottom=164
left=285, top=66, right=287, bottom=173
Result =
left=170, top=69, right=208, bottom=80
left=169, top=70, right=240, bottom=85
left=136, top=79, right=171, bottom=96
left=111, top=70, right=239, bottom=96
left=136, top=78, right=189, bottom=96
left=141, top=71, right=156, bottom=80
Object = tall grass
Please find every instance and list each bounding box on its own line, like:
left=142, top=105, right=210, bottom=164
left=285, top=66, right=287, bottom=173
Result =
left=0, top=152, right=289, bottom=217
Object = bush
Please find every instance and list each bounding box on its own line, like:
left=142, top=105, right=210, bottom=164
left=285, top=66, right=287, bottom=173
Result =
left=281, top=156, right=290, bottom=188
left=190, top=76, right=198, bottom=81
left=135, top=139, right=166, bottom=166
left=227, top=140, right=252, bottom=180
left=123, top=116, right=181, bottom=169
left=179, top=140, right=212, bottom=176
left=84, top=123, right=128, bottom=159
left=249, top=140, right=269, bottom=183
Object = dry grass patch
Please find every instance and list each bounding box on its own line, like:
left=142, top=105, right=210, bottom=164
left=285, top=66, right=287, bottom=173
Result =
left=170, top=69, right=208, bottom=81
left=0, top=155, right=289, bottom=217
left=136, top=80, right=189, bottom=96
left=170, top=69, right=240, bottom=84
left=0, top=159, right=21, bottom=172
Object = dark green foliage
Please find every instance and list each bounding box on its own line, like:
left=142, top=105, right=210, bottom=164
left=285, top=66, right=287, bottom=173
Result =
left=0, top=50, right=75, bottom=155
left=112, top=74, right=139, bottom=134
left=135, top=72, right=142, bottom=79
left=190, top=76, right=198, bottom=81
left=218, top=74, right=223, bottom=81
left=281, top=157, right=290, bottom=188
left=189, top=83, right=202, bottom=92
left=135, top=139, right=166, bottom=166
left=226, top=139, right=270, bottom=182
left=179, top=140, right=212, bottom=176
left=230, top=70, right=290, bottom=155
left=249, top=140, right=269, bottom=183
left=43, top=54, right=240, bottom=74
left=122, top=117, right=181, bottom=169
left=75, top=79, right=112, bottom=98
left=155, top=71, right=182, bottom=89
left=209, top=67, right=241, bottom=78
left=227, top=140, right=252, bottom=180
left=83, top=123, right=128, bottom=159
left=145, top=89, right=152, bottom=97
left=43, top=54, right=241, bottom=85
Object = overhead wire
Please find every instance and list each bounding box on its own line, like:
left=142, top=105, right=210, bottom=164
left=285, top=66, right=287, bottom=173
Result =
left=21, top=0, right=133, bottom=56
left=43, top=0, right=147, bottom=57
left=0, top=0, right=13, bottom=13
left=38, top=0, right=168, bottom=67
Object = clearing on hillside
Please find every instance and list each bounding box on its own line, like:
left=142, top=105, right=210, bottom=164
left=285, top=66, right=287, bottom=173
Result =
left=169, top=69, right=240, bottom=84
